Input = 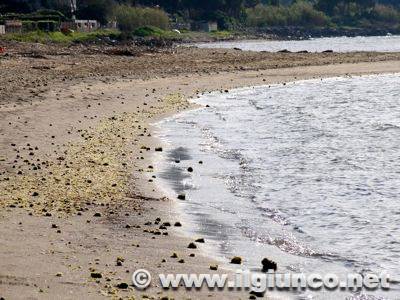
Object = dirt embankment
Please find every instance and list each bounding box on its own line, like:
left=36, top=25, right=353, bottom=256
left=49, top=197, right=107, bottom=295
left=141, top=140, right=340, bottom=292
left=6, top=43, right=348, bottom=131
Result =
left=2, top=41, right=400, bottom=109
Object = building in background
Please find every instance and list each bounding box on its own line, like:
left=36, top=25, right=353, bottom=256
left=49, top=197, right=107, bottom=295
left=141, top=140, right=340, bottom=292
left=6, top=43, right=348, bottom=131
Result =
left=61, top=19, right=99, bottom=32
left=191, top=21, right=218, bottom=32
left=1, top=10, right=65, bottom=33
left=74, top=19, right=99, bottom=31
left=5, top=20, right=22, bottom=34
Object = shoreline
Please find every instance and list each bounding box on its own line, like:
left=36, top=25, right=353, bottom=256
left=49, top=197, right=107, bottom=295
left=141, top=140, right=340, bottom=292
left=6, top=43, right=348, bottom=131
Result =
left=154, top=72, right=400, bottom=300
left=2, top=45, right=400, bottom=298
left=147, top=70, right=400, bottom=270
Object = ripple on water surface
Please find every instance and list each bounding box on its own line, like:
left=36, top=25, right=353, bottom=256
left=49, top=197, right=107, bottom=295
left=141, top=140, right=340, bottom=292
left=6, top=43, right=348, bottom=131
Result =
left=196, top=35, right=400, bottom=53
left=155, top=74, right=400, bottom=299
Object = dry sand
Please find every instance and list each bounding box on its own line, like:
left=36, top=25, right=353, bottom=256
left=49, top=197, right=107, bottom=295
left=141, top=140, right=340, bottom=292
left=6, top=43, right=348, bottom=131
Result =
left=1, top=42, right=400, bottom=299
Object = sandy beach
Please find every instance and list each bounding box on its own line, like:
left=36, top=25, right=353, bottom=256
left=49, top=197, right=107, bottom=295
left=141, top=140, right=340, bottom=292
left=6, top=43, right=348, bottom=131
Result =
left=1, top=42, right=400, bottom=299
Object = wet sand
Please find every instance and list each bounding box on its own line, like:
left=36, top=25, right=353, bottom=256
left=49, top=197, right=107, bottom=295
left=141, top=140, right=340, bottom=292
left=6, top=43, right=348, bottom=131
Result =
left=1, top=42, right=400, bottom=299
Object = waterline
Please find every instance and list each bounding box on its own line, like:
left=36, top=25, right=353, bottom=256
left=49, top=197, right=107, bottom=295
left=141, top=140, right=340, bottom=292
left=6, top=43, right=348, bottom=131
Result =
left=154, top=74, right=400, bottom=299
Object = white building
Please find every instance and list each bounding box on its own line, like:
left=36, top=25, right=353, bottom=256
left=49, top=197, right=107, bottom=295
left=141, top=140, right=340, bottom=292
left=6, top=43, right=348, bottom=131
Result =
left=74, top=20, right=99, bottom=32
left=61, top=19, right=99, bottom=32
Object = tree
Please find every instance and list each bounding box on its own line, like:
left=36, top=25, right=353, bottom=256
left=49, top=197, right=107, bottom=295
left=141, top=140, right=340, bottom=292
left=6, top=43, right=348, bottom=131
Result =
left=77, top=0, right=116, bottom=24
left=0, top=0, right=41, bottom=13
left=317, top=0, right=377, bottom=16
left=225, top=0, right=245, bottom=17
left=269, top=0, right=280, bottom=5
left=113, top=5, right=169, bottom=31
left=244, top=0, right=261, bottom=7
left=316, top=0, right=337, bottom=15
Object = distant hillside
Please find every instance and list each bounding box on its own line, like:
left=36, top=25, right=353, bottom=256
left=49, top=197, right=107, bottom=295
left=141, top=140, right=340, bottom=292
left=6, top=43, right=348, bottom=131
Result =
left=1, top=0, right=399, bottom=33
left=378, top=0, right=399, bottom=6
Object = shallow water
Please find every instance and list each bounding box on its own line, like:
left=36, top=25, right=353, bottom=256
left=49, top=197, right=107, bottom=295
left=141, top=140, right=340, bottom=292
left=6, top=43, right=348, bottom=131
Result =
left=154, top=74, right=400, bottom=299
left=196, top=35, right=400, bottom=53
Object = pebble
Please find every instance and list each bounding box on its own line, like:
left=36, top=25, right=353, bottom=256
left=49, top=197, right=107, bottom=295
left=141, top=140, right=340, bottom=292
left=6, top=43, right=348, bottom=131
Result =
left=187, top=242, right=197, bottom=249
left=116, top=282, right=128, bottom=289
left=90, top=272, right=102, bottom=279
left=116, top=257, right=125, bottom=266
left=261, top=257, right=277, bottom=272
left=249, top=290, right=265, bottom=298
left=230, top=256, right=242, bottom=264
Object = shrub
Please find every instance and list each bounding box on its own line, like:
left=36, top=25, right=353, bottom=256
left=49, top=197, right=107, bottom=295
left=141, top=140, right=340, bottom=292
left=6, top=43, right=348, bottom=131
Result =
left=113, top=5, right=169, bottom=32
left=211, top=10, right=241, bottom=30
left=133, top=25, right=165, bottom=37
left=37, top=20, right=59, bottom=32
left=1, top=30, right=119, bottom=44
left=246, top=4, right=288, bottom=27
left=288, top=1, right=329, bottom=27
left=372, top=4, right=400, bottom=25
left=246, top=2, right=329, bottom=27
left=21, top=21, right=37, bottom=32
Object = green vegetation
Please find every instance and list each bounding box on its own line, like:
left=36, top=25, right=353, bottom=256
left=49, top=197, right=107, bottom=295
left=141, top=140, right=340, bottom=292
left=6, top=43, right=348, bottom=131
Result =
left=0, top=0, right=399, bottom=43
left=1, top=29, right=118, bottom=44
left=0, top=9, right=66, bottom=23
left=372, top=4, right=400, bottom=25
left=315, top=0, right=400, bottom=27
left=133, top=26, right=167, bottom=37
left=247, top=1, right=329, bottom=27
left=247, top=0, right=400, bottom=28
left=113, top=5, right=169, bottom=32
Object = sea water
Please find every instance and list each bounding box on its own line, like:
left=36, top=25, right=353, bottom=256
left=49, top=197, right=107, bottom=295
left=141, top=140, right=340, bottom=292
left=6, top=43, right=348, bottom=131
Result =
left=154, top=74, right=400, bottom=299
left=196, top=35, right=400, bottom=53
